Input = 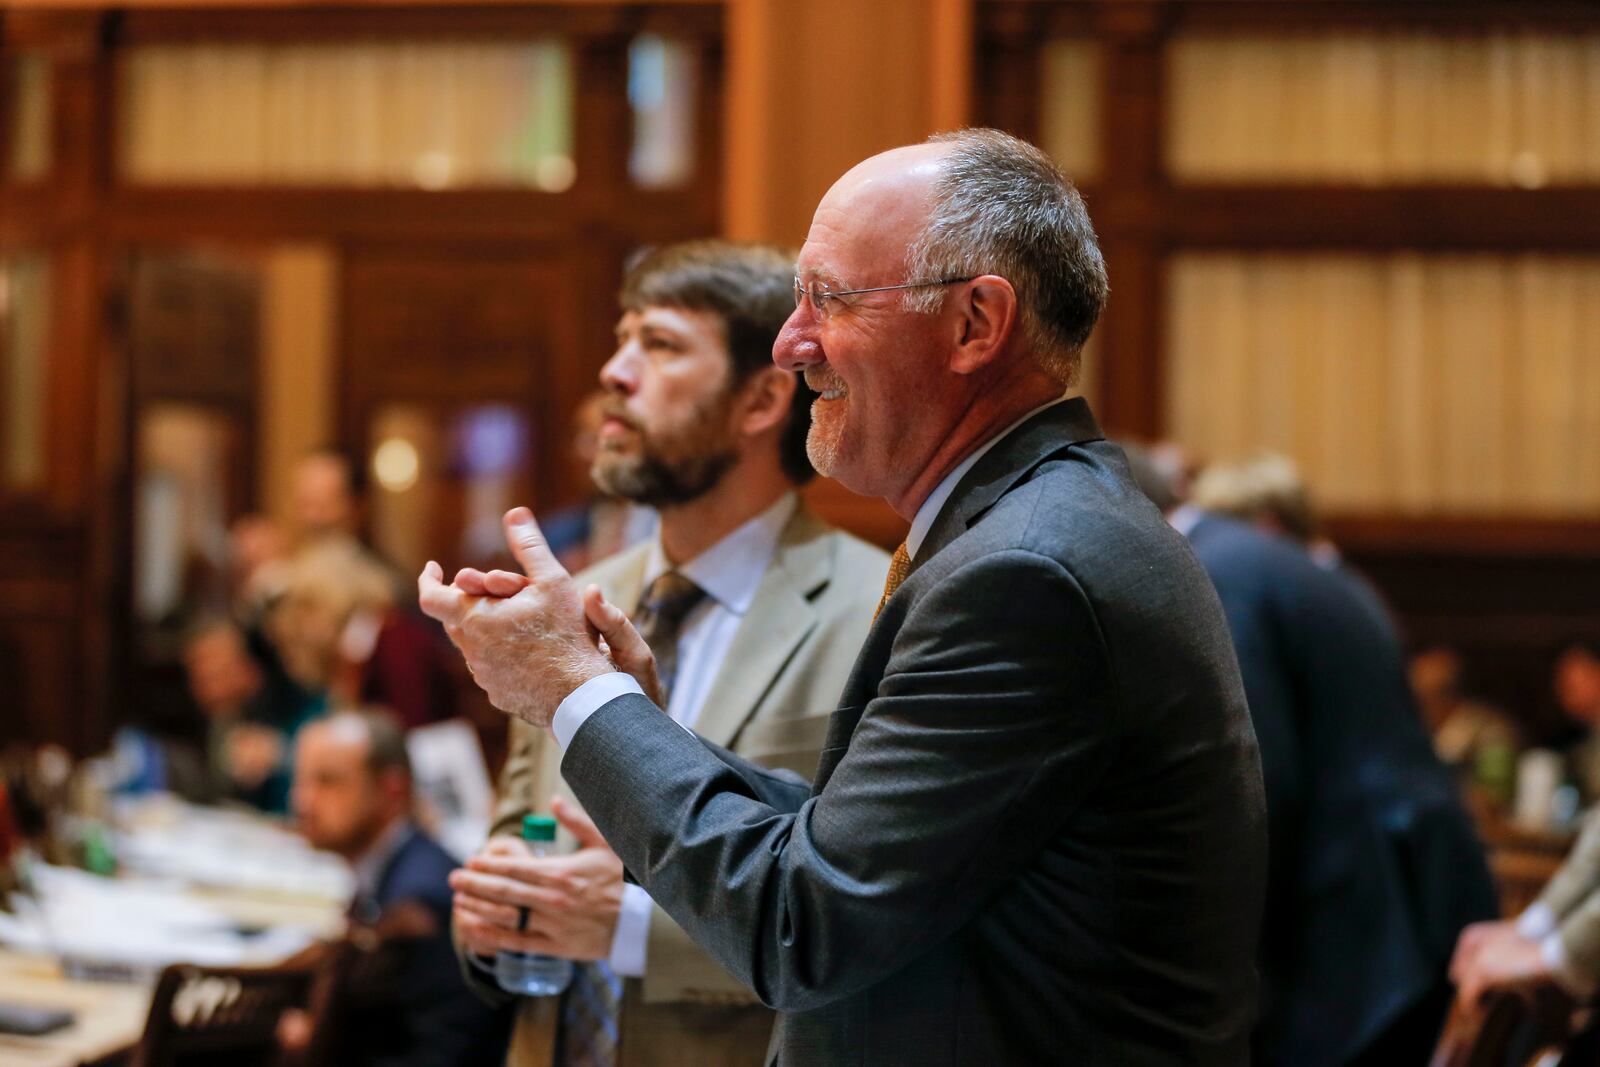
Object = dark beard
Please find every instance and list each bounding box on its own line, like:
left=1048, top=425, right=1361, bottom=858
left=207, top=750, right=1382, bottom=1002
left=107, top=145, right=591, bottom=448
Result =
left=591, top=386, right=739, bottom=507
left=593, top=445, right=737, bottom=508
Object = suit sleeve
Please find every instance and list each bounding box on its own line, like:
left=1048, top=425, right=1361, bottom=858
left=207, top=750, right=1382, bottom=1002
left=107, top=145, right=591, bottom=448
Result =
left=562, top=549, right=1117, bottom=1013
left=1539, top=814, right=1600, bottom=927
left=696, top=737, right=812, bottom=814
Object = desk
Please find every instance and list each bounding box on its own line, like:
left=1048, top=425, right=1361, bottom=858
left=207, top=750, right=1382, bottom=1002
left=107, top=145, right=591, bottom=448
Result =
left=0, top=951, right=149, bottom=1067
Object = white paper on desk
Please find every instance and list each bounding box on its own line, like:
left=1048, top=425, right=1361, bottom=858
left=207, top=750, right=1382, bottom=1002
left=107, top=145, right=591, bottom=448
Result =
left=407, top=719, right=493, bottom=860
left=0, top=865, right=313, bottom=978
left=114, top=796, right=352, bottom=902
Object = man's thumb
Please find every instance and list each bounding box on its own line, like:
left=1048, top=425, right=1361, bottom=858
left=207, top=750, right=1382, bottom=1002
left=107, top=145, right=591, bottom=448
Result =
left=551, top=795, right=606, bottom=850
left=503, top=507, right=561, bottom=579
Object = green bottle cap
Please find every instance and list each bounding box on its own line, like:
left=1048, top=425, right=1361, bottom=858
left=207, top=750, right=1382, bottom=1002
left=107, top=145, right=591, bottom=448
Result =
left=521, top=814, right=558, bottom=843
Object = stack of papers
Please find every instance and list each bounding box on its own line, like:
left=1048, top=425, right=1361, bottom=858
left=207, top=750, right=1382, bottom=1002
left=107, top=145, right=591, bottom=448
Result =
left=0, top=864, right=315, bottom=980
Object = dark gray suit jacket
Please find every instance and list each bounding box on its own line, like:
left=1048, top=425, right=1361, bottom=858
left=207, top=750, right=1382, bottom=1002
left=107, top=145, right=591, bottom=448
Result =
left=563, top=400, right=1267, bottom=1065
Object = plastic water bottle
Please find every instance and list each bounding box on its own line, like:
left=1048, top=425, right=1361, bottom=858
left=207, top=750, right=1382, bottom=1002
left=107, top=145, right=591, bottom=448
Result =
left=495, top=814, right=573, bottom=996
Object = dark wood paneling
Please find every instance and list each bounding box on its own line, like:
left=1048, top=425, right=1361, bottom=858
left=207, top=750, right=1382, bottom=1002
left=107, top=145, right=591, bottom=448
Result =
left=0, top=523, right=91, bottom=752
left=974, top=0, right=1600, bottom=739
left=3, top=2, right=726, bottom=756
left=1159, top=186, right=1600, bottom=252
left=1348, top=544, right=1600, bottom=741
left=985, top=0, right=1600, bottom=37
left=113, top=3, right=720, bottom=45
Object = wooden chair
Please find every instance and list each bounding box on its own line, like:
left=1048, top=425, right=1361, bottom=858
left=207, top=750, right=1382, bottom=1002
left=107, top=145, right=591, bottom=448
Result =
left=1431, top=988, right=1578, bottom=1067
left=130, top=957, right=319, bottom=1067
left=293, top=900, right=436, bottom=1067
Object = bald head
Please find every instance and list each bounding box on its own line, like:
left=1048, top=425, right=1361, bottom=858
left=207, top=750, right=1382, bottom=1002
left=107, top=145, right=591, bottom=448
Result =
left=775, top=129, right=1104, bottom=514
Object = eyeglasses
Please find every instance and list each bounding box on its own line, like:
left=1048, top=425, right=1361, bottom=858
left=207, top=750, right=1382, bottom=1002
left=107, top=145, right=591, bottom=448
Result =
left=793, top=275, right=974, bottom=321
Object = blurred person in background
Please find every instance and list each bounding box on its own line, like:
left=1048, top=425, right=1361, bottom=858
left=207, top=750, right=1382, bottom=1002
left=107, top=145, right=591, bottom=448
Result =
left=1192, top=450, right=1343, bottom=569
left=541, top=390, right=657, bottom=574
left=1190, top=449, right=1398, bottom=635
left=181, top=618, right=315, bottom=812
left=290, top=449, right=363, bottom=550
left=283, top=709, right=510, bottom=1067
left=1452, top=655, right=1600, bottom=1028
left=1410, top=645, right=1520, bottom=804
left=288, top=448, right=408, bottom=599
left=1544, top=638, right=1600, bottom=804
left=1125, top=441, right=1498, bottom=1067
left=451, top=240, right=887, bottom=1067
left=268, top=543, right=458, bottom=732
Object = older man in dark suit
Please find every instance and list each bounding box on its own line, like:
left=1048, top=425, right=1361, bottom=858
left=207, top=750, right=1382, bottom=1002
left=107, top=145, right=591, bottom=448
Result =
left=421, top=129, right=1267, bottom=1066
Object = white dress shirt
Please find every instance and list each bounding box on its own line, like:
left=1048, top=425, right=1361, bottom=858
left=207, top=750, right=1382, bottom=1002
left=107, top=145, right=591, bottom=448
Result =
left=558, top=492, right=797, bottom=977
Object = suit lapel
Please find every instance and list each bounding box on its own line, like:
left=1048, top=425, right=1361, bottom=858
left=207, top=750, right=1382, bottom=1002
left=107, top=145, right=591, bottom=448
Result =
left=598, top=544, right=650, bottom=616
left=691, top=508, right=831, bottom=748
left=915, top=396, right=1104, bottom=567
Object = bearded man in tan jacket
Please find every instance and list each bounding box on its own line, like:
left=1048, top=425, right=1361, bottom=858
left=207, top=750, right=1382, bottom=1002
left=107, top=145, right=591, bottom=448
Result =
left=450, top=241, right=886, bottom=1067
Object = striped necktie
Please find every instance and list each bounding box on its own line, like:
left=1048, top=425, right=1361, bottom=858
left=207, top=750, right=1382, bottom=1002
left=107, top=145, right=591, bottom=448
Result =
left=558, top=571, right=703, bottom=1067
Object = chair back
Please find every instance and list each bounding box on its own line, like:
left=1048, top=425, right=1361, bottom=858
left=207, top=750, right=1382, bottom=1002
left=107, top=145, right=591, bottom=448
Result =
left=1431, top=989, right=1576, bottom=1067
left=131, top=960, right=316, bottom=1067
left=297, top=899, right=437, bottom=1067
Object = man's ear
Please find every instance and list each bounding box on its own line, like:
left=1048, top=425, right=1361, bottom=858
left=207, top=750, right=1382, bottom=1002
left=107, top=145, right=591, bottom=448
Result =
left=736, top=367, right=797, bottom=438
left=950, top=275, right=1019, bottom=375
left=380, top=768, right=412, bottom=813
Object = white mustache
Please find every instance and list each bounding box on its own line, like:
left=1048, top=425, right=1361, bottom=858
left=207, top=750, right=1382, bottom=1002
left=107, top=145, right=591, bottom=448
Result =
left=804, top=368, right=847, bottom=396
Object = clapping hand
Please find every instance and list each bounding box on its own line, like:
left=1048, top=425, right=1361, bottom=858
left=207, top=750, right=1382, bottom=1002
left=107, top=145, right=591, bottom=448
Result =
left=418, top=508, right=610, bottom=729
left=419, top=507, right=666, bottom=725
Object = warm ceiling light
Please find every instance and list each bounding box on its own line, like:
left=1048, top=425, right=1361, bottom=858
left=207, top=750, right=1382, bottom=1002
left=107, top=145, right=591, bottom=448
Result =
left=372, top=437, right=420, bottom=493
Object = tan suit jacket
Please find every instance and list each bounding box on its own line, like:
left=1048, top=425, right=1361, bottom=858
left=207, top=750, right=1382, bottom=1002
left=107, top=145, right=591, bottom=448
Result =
left=1535, top=811, right=1600, bottom=977
left=463, top=503, right=886, bottom=1067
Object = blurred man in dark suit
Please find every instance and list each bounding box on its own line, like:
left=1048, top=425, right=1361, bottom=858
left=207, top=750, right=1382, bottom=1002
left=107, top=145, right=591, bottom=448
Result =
left=291, top=711, right=510, bottom=1067
left=1126, top=443, right=1498, bottom=1067
left=422, top=129, right=1266, bottom=1066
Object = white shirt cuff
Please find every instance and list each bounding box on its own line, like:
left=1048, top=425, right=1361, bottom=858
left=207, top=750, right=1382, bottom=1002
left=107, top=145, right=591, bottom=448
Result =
left=551, top=672, right=645, bottom=751
left=1519, top=902, right=1558, bottom=940
left=606, top=883, right=654, bottom=978
left=1541, top=932, right=1599, bottom=998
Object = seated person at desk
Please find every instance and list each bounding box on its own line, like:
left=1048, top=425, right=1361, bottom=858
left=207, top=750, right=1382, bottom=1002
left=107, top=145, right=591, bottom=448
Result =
left=285, top=710, right=510, bottom=1067
left=1453, top=808, right=1600, bottom=1009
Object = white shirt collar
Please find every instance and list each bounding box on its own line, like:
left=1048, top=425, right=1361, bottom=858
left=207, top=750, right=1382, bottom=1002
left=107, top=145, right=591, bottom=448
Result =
left=1166, top=503, right=1204, bottom=538
left=643, top=492, right=797, bottom=615
left=351, top=817, right=413, bottom=902
left=905, top=396, right=1070, bottom=560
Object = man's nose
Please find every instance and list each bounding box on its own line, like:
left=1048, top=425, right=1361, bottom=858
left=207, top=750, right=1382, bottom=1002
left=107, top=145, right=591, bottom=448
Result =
left=773, top=310, right=820, bottom=371
left=599, top=349, right=638, bottom=393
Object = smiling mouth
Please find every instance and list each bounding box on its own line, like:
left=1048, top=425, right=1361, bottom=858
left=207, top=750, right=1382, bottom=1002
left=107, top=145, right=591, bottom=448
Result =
left=804, top=369, right=848, bottom=402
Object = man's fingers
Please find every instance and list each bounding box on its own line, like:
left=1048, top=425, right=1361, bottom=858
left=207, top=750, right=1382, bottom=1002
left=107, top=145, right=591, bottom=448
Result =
left=452, top=889, right=521, bottom=930
left=448, top=866, right=569, bottom=910
left=483, top=569, right=532, bottom=597
left=453, top=905, right=558, bottom=957
left=582, top=584, right=664, bottom=706
left=551, top=795, right=608, bottom=851
left=479, top=836, right=528, bottom=858
left=465, top=854, right=576, bottom=895
left=454, top=568, right=491, bottom=596
left=418, top=561, right=466, bottom=626
left=503, top=507, right=568, bottom=581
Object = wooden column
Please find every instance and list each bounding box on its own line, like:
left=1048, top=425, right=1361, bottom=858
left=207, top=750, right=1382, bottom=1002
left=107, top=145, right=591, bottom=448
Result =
left=1090, top=0, right=1167, bottom=440
left=722, top=0, right=976, bottom=243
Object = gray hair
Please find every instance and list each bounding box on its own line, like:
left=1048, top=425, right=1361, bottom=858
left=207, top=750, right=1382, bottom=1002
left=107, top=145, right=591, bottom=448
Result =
left=903, top=128, right=1108, bottom=386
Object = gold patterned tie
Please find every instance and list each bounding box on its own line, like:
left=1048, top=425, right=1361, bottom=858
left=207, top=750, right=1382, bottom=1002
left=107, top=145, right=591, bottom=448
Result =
left=875, top=542, right=912, bottom=620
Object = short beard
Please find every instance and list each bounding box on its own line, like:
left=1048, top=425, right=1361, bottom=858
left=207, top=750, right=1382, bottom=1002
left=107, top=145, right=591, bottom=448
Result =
left=594, top=447, right=737, bottom=508
left=592, top=386, right=739, bottom=508
left=805, top=412, right=841, bottom=478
